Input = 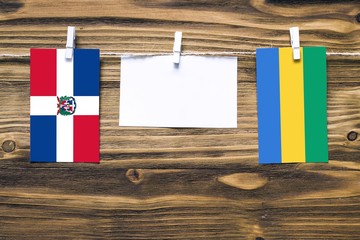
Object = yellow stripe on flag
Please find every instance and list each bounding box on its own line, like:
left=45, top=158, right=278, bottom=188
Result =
left=279, top=47, right=306, bottom=163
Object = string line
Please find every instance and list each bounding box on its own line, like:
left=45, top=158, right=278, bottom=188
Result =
left=0, top=51, right=359, bottom=58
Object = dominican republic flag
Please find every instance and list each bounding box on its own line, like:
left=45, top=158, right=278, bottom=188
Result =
left=256, top=47, right=328, bottom=164
left=30, top=49, right=100, bottom=163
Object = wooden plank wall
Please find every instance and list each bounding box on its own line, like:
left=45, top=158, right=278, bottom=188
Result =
left=0, top=0, right=359, bottom=239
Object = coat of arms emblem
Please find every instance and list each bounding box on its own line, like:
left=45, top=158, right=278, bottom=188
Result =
left=57, top=96, right=76, bottom=116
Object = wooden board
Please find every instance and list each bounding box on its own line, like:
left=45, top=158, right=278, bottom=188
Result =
left=0, top=0, right=359, bottom=239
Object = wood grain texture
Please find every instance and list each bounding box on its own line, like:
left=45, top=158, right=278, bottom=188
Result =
left=0, top=0, right=359, bottom=239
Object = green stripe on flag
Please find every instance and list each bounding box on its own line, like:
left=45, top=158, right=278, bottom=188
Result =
left=303, top=47, right=328, bottom=163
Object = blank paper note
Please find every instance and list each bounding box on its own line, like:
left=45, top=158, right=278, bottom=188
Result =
left=119, top=56, right=237, bottom=128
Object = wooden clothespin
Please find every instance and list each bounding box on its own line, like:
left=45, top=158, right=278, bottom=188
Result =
left=65, top=26, right=76, bottom=59
left=173, top=31, right=182, bottom=64
left=290, top=27, right=300, bottom=60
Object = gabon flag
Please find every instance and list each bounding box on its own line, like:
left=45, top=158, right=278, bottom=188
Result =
left=30, top=49, right=100, bottom=163
left=256, top=47, right=328, bottom=164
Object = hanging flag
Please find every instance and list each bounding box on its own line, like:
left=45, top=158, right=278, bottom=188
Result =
left=30, top=49, right=100, bottom=163
left=256, top=47, right=328, bottom=164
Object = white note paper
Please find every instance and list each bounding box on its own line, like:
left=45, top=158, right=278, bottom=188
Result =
left=119, top=55, right=237, bottom=128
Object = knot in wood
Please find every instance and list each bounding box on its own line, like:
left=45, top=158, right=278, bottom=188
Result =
left=255, top=237, right=265, bottom=240
left=2, top=140, right=16, bottom=153
left=356, top=13, right=360, bottom=23
left=125, top=169, right=144, bottom=184
left=347, top=131, right=358, bottom=141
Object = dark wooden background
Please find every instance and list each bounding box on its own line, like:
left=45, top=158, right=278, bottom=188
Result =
left=0, top=0, right=359, bottom=239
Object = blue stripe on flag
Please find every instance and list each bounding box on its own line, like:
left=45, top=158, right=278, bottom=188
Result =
left=256, top=48, right=282, bottom=164
left=30, top=116, right=57, bottom=162
left=74, top=49, right=100, bottom=96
